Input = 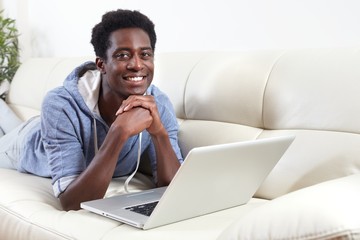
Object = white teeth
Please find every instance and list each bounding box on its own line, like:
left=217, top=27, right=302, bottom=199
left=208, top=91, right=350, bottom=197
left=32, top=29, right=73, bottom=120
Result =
left=127, top=76, right=143, bottom=81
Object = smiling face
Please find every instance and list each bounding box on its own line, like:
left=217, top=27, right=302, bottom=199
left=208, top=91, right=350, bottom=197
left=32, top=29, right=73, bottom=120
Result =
left=97, top=28, right=154, bottom=101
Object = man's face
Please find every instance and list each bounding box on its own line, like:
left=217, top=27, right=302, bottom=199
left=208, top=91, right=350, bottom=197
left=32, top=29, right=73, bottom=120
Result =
left=100, top=28, right=154, bottom=99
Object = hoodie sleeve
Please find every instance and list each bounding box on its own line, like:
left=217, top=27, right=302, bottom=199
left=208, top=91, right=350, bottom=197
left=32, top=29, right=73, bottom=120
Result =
left=41, top=87, right=90, bottom=197
left=146, top=85, right=184, bottom=183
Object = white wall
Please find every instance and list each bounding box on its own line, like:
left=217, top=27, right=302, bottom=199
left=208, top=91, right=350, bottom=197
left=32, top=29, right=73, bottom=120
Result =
left=1, top=0, right=360, bottom=61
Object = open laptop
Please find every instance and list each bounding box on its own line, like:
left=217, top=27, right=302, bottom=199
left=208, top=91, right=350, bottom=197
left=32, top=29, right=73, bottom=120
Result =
left=81, top=135, right=295, bottom=230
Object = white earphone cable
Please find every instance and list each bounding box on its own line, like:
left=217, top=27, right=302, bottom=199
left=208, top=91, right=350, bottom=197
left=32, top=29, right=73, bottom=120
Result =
left=124, top=131, right=142, bottom=193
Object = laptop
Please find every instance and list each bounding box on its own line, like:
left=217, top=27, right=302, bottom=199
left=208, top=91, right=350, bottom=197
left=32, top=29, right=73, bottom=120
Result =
left=81, top=135, right=295, bottom=230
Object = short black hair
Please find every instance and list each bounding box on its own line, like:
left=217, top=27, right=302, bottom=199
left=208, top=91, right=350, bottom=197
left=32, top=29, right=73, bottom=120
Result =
left=90, top=9, right=157, bottom=60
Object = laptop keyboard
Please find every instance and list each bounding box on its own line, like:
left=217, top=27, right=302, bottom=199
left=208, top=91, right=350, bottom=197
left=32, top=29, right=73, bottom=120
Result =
left=125, top=201, right=159, bottom=216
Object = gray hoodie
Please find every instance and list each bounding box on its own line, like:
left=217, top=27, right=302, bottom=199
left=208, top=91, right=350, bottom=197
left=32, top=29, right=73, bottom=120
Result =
left=19, top=62, right=183, bottom=197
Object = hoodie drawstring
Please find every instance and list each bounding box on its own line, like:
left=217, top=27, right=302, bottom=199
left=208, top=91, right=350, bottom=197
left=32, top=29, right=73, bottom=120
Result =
left=93, top=118, right=98, bottom=154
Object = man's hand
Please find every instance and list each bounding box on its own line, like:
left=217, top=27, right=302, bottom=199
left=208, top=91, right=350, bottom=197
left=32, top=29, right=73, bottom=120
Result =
left=116, top=95, right=164, bottom=136
left=113, top=105, right=152, bottom=139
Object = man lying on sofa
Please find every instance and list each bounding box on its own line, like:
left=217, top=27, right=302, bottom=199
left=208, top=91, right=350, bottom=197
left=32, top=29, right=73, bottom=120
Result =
left=0, top=9, right=183, bottom=211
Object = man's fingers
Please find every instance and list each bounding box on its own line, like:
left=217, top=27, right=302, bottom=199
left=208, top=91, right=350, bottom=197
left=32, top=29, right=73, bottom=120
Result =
left=116, top=95, right=154, bottom=115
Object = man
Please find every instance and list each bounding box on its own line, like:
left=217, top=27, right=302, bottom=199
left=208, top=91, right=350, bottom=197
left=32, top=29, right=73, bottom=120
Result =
left=0, top=9, right=183, bottom=211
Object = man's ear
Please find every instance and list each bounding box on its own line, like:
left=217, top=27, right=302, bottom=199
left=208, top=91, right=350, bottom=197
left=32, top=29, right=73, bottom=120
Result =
left=95, top=57, right=106, bottom=74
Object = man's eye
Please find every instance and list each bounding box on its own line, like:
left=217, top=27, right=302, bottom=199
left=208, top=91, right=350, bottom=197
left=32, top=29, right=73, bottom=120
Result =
left=142, top=52, right=153, bottom=59
left=115, top=53, right=130, bottom=59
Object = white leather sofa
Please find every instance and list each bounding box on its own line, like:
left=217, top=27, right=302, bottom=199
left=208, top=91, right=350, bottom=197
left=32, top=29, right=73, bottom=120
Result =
left=1, top=48, right=360, bottom=239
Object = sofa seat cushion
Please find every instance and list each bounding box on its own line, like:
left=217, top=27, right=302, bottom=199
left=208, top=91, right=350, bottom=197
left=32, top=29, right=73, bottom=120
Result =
left=0, top=168, right=268, bottom=240
left=218, top=174, right=360, bottom=240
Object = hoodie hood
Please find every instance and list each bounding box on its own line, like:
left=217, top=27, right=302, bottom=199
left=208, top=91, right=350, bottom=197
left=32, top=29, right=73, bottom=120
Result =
left=77, top=68, right=102, bottom=116
left=64, top=61, right=103, bottom=154
left=63, top=61, right=99, bottom=117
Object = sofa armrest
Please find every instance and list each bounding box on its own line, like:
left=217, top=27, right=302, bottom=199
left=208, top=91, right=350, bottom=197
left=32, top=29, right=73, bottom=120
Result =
left=218, top=174, right=360, bottom=240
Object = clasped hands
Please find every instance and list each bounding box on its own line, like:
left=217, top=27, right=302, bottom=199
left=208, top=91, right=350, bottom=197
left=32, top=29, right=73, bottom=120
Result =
left=114, top=95, right=164, bottom=137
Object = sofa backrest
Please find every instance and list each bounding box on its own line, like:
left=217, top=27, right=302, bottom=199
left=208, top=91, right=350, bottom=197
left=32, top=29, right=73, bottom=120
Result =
left=7, top=48, right=360, bottom=199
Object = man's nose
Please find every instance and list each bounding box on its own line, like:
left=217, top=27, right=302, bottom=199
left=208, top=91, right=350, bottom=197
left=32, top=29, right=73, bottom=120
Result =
left=127, top=55, right=143, bottom=70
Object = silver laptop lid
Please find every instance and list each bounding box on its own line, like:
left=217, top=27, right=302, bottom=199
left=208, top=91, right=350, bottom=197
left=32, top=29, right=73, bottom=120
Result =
left=143, top=135, right=295, bottom=229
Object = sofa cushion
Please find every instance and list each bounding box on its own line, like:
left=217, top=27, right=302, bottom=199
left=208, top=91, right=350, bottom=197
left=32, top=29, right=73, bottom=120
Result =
left=7, top=57, right=92, bottom=120
left=218, top=174, right=360, bottom=240
left=0, top=98, right=23, bottom=134
left=254, top=130, right=360, bottom=199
